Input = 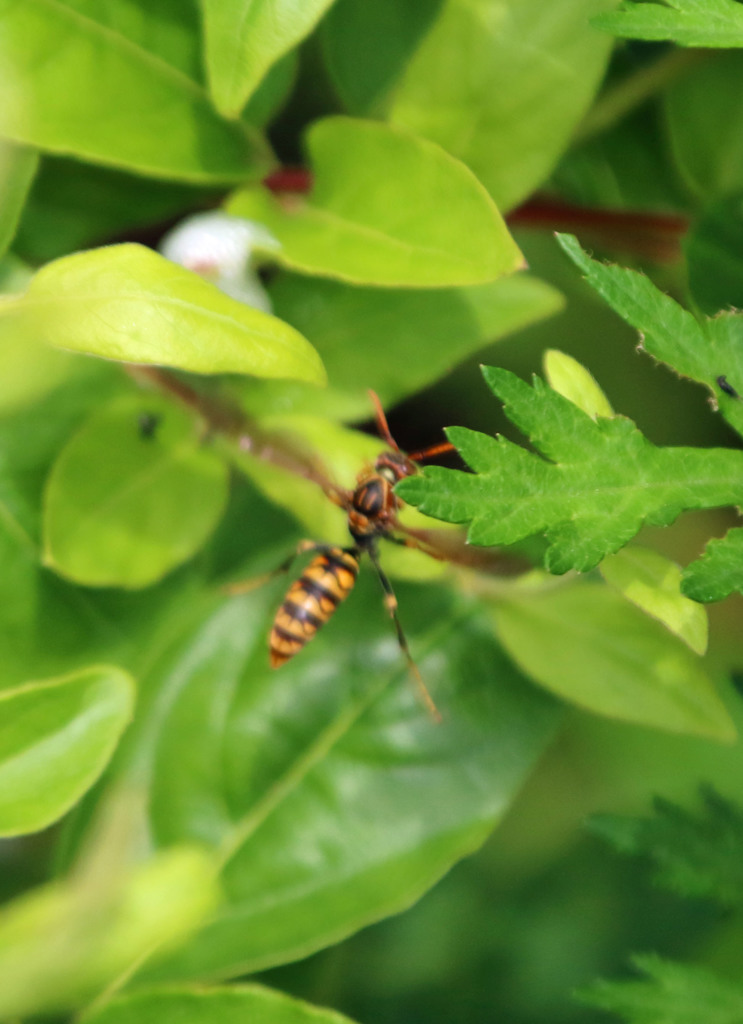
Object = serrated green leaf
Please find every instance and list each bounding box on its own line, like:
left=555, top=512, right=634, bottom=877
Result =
left=0, top=243, right=325, bottom=381
left=202, top=0, right=338, bottom=116
left=0, top=665, right=134, bottom=836
left=0, top=140, right=37, bottom=259
left=600, top=547, right=708, bottom=654
left=543, top=348, right=614, bottom=418
left=665, top=51, right=743, bottom=200
left=238, top=272, right=564, bottom=421
left=682, top=527, right=743, bottom=602
left=117, top=585, right=559, bottom=982
left=0, top=0, right=272, bottom=183
left=84, top=985, right=360, bottom=1024
left=398, top=366, right=743, bottom=574
left=590, top=788, right=743, bottom=906
left=556, top=232, right=743, bottom=438
left=228, top=116, right=522, bottom=287
left=43, top=394, right=229, bottom=589
left=592, top=0, right=743, bottom=45
left=0, top=845, right=219, bottom=1018
left=578, top=954, right=743, bottom=1023
left=491, top=581, right=733, bottom=740
left=384, top=0, right=615, bottom=211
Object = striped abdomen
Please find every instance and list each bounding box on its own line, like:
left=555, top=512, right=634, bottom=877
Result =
left=269, top=547, right=360, bottom=668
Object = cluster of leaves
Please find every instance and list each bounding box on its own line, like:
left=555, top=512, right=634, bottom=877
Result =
left=1, top=2, right=743, bottom=1024
left=579, top=790, right=743, bottom=1022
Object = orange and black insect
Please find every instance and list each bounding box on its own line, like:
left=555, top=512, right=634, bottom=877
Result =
left=243, top=392, right=454, bottom=720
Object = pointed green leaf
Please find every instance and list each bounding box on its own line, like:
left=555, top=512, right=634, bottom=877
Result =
left=43, top=395, right=230, bottom=588
left=600, top=547, right=708, bottom=655
left=593, top=0, right=743, bottom=47
left=228, top=116, right=522, bottom=286
left=0, top=665, right=134, bottom=836
left=0, top=244, right=326, bottom=381
left=122, top=587, right=558, bottom=982
left=397, top=366, right=743, bottom=574
left=682, top=527, right=743, bottom=602
left=202, top=0, right=339, bottom=117
left=557, top=232, right=743, bottom=438
left=386, top=0, right=615, bottom=211
left=0, top=846, right=219, bottom=1018
left=0, top=0, right=271, bottom=182
left=493, top=581, right=734, bottom=740
left=543, top=349, right=614, bottom=418
left=85, top=985, right=360, bottom=1024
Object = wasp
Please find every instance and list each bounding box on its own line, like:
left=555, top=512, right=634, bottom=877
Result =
left=229, top=392, right=454, bottom=720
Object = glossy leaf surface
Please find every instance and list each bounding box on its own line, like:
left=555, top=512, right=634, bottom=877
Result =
left=543, top=349, right=614, bottom=419
left=398, top=366, right=743, bottom=574
left=228, top=117, right=522, bottom=286
left=202, top=0, right=339, bottom=116
left=43, top=395, right=229, bottom=588
left=386, top=0, right=615, bottom=210
left=493, top=581, right=733, bottom=740
left=600, top=547, right=708, bottom=655
left=125, top=585, right=559, bottom=981
left=0, top=244, right=325, bottom=381
left=0, top=665, right=134, bottom=835
left=0, top=0, right=271, bottom=183
left=86, top=985, right=359, bottom=1024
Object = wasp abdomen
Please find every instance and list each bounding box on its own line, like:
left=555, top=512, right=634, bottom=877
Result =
left=269, top=547, right=360, bottom=668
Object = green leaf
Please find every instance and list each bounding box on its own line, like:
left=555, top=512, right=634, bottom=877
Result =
left=238, top=272, right=564, bottom=421
left=0, top=140, right=37, bottom=258
left=0, top=243, right=326, bottom=381
left=600, top=547, right=708, bottom=655
left=543, top=348, right=614, bottom=418
left=685, top=194, right=743, bottom=315
left=321, top=0, right=443, bottom=115
left=590, top=788, right=743, bottom=906
left=592, top=0, right=743, bottom=46
left=578, top=954, right=743, bottom=1023
left=124, top=585, right=558, bottom=981
left=397, top=366, right=743, bottom=574
left=43, top=395, right=230, bottom=589
left=682, top=528, right=743, bottom=602
left=556, top=232, right=743, bottom=438
left=492, top=580, right=733, bottom=740
left=228, top=116, right=522, bottom=287
left=85, top=985, right=360, bottom=1024
left=202, top=0, right=339, bottom=117
left=665, top=51, right=743, bottom=200
left=0, top=845, right=219, bottom=1019
left=385, top=0, right=615, bottom=211
left=0, top=0, right=272, bottom=183
left=0, top=665, right=134, bottom=836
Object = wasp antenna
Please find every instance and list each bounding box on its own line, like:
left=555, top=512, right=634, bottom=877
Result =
left=368, top=390, right=400, bottom=451
left=406, top=440, right=456, bottom=463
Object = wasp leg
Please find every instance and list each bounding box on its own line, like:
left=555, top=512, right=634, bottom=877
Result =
left=222, top=540, right=330, bottom=595
left=383, top=528, right=448, bottom=562
left=367, top=548, right=442, bottom=723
